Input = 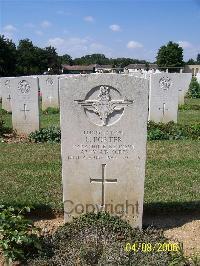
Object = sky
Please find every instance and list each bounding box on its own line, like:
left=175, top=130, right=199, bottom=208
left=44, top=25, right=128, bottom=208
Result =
left=0, top=0, right=200, bottom=62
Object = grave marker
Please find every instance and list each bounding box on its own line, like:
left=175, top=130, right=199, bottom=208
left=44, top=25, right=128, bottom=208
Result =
left=11, top=77, right=39, bottom=134
left=197, top=73, right=200, bottom=83
left=60, top=74, right=149, bottom=228
left=39, top=75, right=59, bottom=110
left=149, top=73, right=179, bottom=123
left=176, top=73, right=192, bottom=105
left=1, top=77, right=13, bottom=112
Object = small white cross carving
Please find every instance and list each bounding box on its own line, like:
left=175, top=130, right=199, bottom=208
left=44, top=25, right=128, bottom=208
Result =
left=20, top=104, right=30, bottom=120
left=90, top=164, right=117, bottom=207
left=159, top=103, right=168, bottom=116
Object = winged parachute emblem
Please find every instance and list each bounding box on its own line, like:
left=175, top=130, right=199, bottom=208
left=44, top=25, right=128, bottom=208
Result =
left=75, top=85, right=133, bottom=126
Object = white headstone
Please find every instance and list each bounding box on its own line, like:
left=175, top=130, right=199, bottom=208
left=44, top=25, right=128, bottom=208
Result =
left=11, top=77, right=40, bottom=134
left=60, top=74, right=149, bottom=228
left=196, top=73, right=200, bottom=84
left=39, top=75, right=59, bottom=110
left=176, top=73, right=192, bottom=105
left=1, top=77, right=13, bottom=112
left=129, top=72, right=143, bottom=78
left=149, top=73, right=179, bottom=123
left=155, top=69, right=161, bottom=73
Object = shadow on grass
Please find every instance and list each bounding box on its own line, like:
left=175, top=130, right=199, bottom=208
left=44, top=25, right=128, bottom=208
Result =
left=1, top=202, right=63, bottom=219
left=143, top=201, right=200, bottom=229
left=1, top=201, right=200, bottom=229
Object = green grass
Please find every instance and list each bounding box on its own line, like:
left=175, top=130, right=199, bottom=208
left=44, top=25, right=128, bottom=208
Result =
left=0, top=143, right=62, bottom=212
left=184, top=98, right=200, bottom=105
left=145, top=140, right=200, bottom=210
left=178, top=98, right=200, bottom=125
left=0, top=110, right=60, bottom=129
left=40, top=112, right=60, bottom=128
left=0, top=141, right=199, bottom=213
left=178, top=110, right=200, bottom=125
left=0, top=98, right=199, bottom=213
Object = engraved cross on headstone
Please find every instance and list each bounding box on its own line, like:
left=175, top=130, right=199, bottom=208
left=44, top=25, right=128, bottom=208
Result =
left=20, top=104, right=30, bottom=120
left=7, top=94, right=11, bottom=102
left=159, top=103, right=168, bottom=116
left=90, top=164, right=117, bottom=207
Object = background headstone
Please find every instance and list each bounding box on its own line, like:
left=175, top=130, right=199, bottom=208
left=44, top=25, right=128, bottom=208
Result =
left=176, top=73, right=192, bottom=105
left=39, top=75, right=59, bottom=110
left=11, top=77, right=40, bottom=134
left=196, top=73, right=200, bottom=83
left=60, top=74, right=149, bottom=228
left=1, top=77, right=13, bottom=112
left=149, top=73, right=179, bottom=123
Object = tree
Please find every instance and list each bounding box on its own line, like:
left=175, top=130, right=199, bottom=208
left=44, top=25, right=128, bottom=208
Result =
left=73, top=54, right=110, bottom=65
left=0, top=35, right=17, bottom=77
left=59, top=54, right=73, bottom=65
left=43, top=46, right=60, bottom=74
left=109, top=57, right=148, bottom=68
left=16, top=40, right=60, bottom=75
left=197, top=54, right=200, bottom=63
left=187, top=77, right=200, bottom=98
left=187, top=58, right=196, bottom=65
left=16, top=39, right=39, bottom=75
left=156, top=41, right=184, bottom=68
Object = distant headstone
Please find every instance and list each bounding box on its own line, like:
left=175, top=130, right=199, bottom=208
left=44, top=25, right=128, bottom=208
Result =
left=149, top=73, right=179, bottom=123
left=39, top=75, right=59, bottom=110
left=196, top=73, right=200, bottom=83
left=155, top=69, right=161, bottom=73
left=129, top=72, right=143, bottom=78
left=11, top=77, right=40, bottom=134
left=176, top=73, right=192, bottom=105
left=1, top=77, right=13, bottom=112
left=60, top=74, right=149, bottom=228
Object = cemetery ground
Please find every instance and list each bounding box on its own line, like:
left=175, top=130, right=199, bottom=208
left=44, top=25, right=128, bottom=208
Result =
left=0, top=98, right=200, bottom=264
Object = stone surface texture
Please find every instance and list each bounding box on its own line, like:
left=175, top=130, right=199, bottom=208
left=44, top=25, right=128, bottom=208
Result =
left=60, top=74, right=149, bottom=228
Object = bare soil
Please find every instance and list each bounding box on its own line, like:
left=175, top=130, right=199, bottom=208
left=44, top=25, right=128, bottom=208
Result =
left=1, top=133, right=28, bottom=144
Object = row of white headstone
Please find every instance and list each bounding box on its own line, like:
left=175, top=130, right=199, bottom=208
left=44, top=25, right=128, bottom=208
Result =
left=130, top=72, right=192, bottom=123
left=0, top=73, right=193, bottom=227
left=58, top=74, right=193, bottom=227
left=0, top=75, right=60, bottom=113
left=0, top=73, right=192, bottom=135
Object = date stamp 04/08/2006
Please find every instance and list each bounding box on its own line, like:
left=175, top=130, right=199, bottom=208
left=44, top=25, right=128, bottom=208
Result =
left=124, top=242, right=182, bottom=253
